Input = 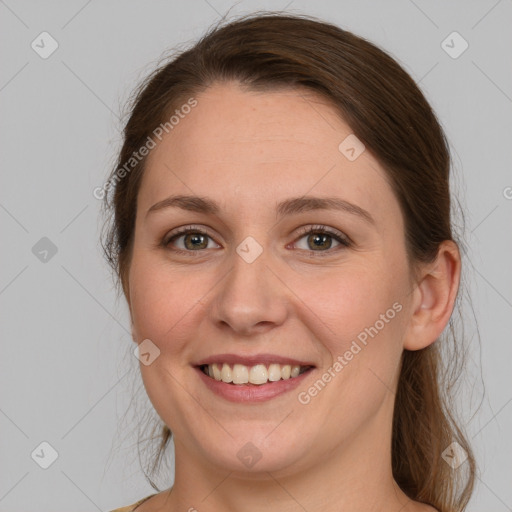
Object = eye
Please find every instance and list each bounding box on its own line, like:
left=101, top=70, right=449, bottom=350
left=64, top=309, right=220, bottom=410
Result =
left=162, top=225, right=220, bottom=254
left=291, top=225, right=351, bottom=255
left=162, top=224, right=351, bottom=256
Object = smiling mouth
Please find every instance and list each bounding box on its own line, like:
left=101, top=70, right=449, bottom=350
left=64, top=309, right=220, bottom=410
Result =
left=199, top=363, right=313, bottom=385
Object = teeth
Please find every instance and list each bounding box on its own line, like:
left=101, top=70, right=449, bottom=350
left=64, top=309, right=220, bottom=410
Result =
left=268, top=363, right=282, bottom=381
left=203, top=363, right=308, bottom=385
left=220, top=363, right=232, bottom=383
left=249, top=364, right=268, bottom=385
left=212, top=363, right=222, bottom=381
left=232, top=364, right=249, bottom=384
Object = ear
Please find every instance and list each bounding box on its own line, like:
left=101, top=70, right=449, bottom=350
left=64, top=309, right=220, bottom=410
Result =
left=403, top=240, right=461, bottom=351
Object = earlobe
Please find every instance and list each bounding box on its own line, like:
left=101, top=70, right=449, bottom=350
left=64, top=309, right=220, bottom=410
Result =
left=403, top=240, right=461, bottom=351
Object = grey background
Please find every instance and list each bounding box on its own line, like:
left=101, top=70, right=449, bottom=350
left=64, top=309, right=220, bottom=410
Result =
left=0, top=0, right=511, bottom=510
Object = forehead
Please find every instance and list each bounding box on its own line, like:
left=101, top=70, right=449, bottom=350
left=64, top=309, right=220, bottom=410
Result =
left=155, top=82, right=354, bottom=165
left=138, top=82, right=399, bottom=224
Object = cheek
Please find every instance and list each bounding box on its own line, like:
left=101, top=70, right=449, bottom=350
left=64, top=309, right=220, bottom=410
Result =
left=128, top=254, right=214, bottom=355
left=289, top=264, right=407, bottom=449
left=301, top=261, right=408, bottom=409
left=128, top=256, right=210, bottom=428
left=306, top=264, right=405, bottom=345
left=130, top=269, right=168, bottom=340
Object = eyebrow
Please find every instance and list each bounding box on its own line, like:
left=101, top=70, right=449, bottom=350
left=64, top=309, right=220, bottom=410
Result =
left=146, top=194, right=374, bottom=224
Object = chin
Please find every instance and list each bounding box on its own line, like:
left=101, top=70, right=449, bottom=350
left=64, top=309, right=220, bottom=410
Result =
left=192, top=430, right=311, bottom=477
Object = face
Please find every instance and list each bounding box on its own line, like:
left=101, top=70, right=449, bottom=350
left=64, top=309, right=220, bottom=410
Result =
left=127, top=82, right=415, bottom=477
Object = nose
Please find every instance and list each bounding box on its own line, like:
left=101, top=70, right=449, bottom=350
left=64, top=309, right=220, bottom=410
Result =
left=210, top=240, right=289, bottom=337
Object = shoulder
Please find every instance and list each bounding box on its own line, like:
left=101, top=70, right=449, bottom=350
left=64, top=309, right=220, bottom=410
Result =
left=109, top=493, right=157, bottom=512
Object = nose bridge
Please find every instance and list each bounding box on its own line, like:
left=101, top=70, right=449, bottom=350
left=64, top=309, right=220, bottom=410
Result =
left=211, top=233, right=287, bottom=334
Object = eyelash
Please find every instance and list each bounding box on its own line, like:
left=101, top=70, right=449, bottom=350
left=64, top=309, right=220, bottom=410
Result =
left=162, top=224, right=351, bottom=257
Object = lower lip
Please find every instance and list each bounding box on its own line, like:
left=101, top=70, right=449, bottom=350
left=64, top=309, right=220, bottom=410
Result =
left=194, top=366, right=314, bottom=403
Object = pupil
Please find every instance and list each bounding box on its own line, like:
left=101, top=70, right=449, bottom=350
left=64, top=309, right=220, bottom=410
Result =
left=186, top=233, right=207, bottom=249
left=310, top=233, right=330, bottom=250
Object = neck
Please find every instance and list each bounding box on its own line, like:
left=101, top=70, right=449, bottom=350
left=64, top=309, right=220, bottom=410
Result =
left=159, top=398, right=422, bottom=511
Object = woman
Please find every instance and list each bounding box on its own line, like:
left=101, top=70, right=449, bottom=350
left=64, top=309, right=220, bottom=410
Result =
left=103, top=12, right=475, bottom=512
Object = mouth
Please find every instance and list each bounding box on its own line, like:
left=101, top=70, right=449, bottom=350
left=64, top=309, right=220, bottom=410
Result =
left=198, top=362, right=314, bottom=386
left=193, top=354, right=316, bottom=402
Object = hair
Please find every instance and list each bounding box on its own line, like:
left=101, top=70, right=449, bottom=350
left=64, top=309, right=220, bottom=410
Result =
left=101, top=12, right=476, bottom=511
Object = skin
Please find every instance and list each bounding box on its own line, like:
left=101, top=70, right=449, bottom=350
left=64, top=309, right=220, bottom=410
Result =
left=126, top=82, right=459, bottom=512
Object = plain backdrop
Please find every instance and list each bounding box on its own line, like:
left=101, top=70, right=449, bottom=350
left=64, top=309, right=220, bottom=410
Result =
left=0, top=1, right=511, bottom=511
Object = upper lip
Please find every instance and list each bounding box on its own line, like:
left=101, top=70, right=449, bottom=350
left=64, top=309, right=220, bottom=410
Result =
left=194, top=353, right=316, bottom=367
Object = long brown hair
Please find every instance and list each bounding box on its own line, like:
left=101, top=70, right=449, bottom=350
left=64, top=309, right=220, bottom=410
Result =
left=101, top=12, right=475, bottom=510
